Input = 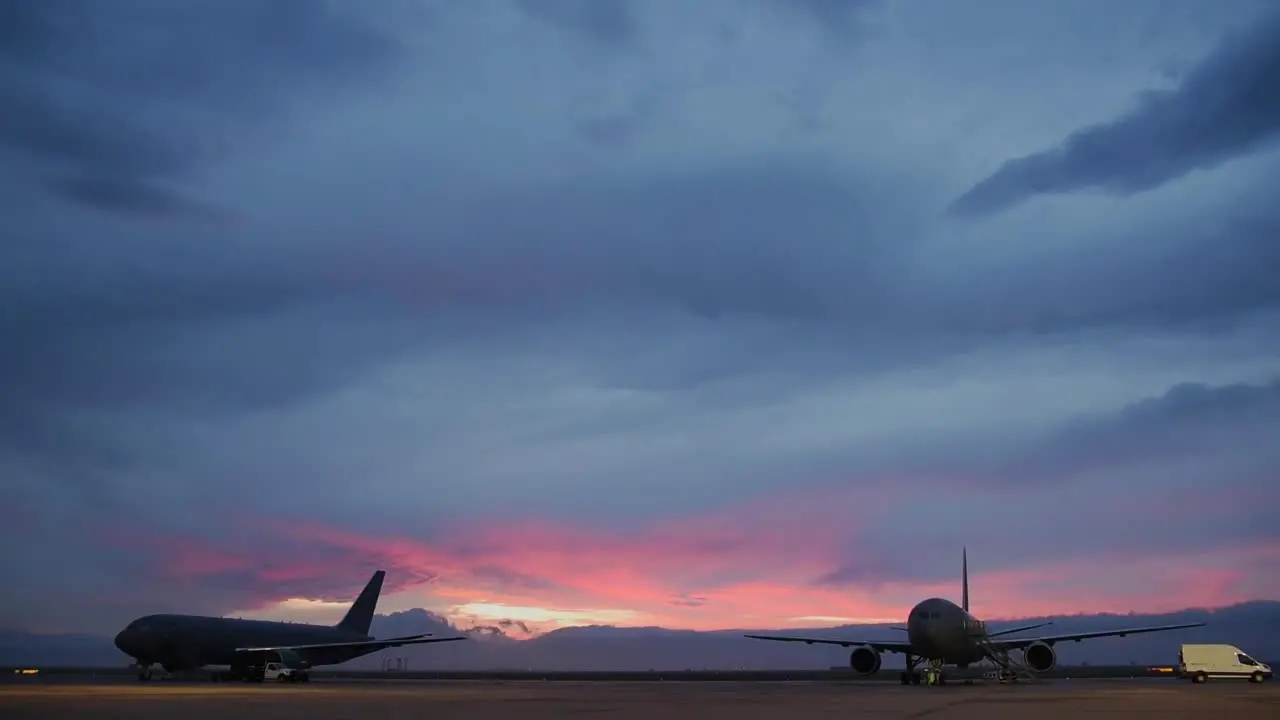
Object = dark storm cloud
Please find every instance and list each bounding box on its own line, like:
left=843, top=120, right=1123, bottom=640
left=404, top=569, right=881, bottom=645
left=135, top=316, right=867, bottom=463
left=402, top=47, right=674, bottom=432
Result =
left=99, top=524, right=439, bottom=611
left=7, top=149, right=1276, bottom=511
left=0, top=252, right=417, bottom=481
left=355, top=158, right=921, bottom=326
left=48, top=177, right=236, bottom=221
left=352, top=153, right=1280, bottom=362
left=518, top=0, right=637, bottom=46
left=2, top=1, right=1277, bottom=639
left=815, top=376, right=1280, bottom=588
left=777, top=0, right=880, bottom=36
left=0, top=0, right=400, bottom=216
left=1037, top=377, right=1280, bottom=473
left=0, top=1, right=408, bottom=496
left=952, top=8, right=1280, bottom=216
left=927, top=177, right=1280, bottom=340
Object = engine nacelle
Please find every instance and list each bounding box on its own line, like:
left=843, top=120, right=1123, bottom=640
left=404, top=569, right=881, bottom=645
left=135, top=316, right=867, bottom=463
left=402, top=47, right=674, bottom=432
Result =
left=849, top=645, right=882, bottom=676
left=1022, top=642, right=1056, bottom=673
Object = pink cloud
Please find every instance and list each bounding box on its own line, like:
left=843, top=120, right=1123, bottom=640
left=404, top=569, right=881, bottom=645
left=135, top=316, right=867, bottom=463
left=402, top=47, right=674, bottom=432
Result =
left=963, top=542, right=1280, bottom=620
left=100, top=487, right=1280, bottom=634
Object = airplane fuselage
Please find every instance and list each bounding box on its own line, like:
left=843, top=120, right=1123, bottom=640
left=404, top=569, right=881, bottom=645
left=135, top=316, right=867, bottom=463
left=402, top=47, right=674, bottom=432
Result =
left=904, top=597, right=988, bottom=667
left=114, top=614, right=379, bottom=671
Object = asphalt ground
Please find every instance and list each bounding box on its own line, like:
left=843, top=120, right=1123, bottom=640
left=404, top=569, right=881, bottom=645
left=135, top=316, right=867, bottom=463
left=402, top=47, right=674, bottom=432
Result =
left=1, top=677, right=1276, bottom=719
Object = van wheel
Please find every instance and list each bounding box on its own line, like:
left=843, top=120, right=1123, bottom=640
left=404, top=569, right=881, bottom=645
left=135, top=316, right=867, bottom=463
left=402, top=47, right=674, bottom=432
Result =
left=1193, top=672, right=1208, bottom=684
left=1250, top=672, right=1265, bottom=684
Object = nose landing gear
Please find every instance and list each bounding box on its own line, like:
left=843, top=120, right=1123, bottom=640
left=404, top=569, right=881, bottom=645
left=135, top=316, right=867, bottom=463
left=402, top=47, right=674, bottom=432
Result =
left=900, top=653, right=919, bottom=684
left=900, top=656, right=948, bottom=686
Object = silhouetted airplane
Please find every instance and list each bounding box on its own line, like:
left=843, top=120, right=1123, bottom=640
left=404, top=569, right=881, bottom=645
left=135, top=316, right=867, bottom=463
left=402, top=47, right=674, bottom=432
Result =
left=114, top=570, right=466, bottom=680
left=745, top=549, right=1205, bottom=685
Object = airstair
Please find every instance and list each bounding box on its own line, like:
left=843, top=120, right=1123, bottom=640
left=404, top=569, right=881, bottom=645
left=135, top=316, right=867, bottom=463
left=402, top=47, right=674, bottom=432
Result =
left=975, top=638, right=1036, bottom=683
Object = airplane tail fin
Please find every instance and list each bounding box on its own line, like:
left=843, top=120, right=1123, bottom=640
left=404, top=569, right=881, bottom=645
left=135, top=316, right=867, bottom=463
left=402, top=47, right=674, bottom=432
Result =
left=337, top=570, right=385, bottom=635
left=961, top=547, right=970, bottom=613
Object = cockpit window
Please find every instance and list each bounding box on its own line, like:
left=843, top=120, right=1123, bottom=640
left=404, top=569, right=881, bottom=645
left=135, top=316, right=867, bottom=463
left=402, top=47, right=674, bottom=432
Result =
left=1237, top=654, right=1257, bottom=666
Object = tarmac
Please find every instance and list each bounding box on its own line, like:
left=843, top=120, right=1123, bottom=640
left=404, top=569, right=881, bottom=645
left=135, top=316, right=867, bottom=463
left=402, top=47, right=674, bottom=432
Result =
left=1, top=677, right=1276, bottom=719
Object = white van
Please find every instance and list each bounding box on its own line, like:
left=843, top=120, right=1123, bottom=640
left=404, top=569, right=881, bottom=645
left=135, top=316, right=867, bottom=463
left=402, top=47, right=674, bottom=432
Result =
left=1179, top=644, right=1272, bottom=683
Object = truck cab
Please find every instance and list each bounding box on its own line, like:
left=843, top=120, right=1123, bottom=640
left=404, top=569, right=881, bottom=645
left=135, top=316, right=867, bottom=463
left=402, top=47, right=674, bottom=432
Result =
left=1179, top=644, right=1272, bottom=684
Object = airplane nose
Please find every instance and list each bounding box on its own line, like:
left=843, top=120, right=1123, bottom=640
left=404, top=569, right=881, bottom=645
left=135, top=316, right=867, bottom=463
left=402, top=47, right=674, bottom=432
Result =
left=114, top=629, right=135, bottom=655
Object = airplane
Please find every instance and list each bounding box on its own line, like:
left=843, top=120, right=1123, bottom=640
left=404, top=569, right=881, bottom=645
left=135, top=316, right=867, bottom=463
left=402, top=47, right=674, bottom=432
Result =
left=744, top=548, right=1206, bottom=685
left=114, top=570, right=467, bottom=681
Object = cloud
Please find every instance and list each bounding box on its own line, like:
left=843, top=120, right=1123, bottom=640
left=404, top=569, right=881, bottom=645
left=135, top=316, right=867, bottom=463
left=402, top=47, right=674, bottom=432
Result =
left=1026, top=377, right=1280, bottom=475
left=72, top=374, right=1279, bottom=635
left=816, top=377, right=1280, bottom=586
left=776, top=0, right=881, bottom=37
left=88, top=488, right=895, bottom=631
left=0, top=1, right=1277, bottom=649
left=0, top=0, right=402, bottom=217
left=518, top=0, right=638, bottom=46
left=951, top=6, right=1280, bottom=216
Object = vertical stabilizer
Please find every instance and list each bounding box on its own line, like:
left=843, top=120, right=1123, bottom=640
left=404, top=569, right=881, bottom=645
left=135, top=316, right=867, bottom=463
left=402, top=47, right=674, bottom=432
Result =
left=337, top=570, right=385, bottom=635
left=961, top=547, right=970, bottom=613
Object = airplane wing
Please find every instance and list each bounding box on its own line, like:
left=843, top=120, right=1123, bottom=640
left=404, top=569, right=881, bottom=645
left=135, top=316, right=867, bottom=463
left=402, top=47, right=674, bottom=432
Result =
left=990, top=622, right=1205, bottom=650
left=236, top=633, right=468, bottom=654
left=987, top=621, right=1052, bottom=638
left=743, top=634, right=914, bottom=654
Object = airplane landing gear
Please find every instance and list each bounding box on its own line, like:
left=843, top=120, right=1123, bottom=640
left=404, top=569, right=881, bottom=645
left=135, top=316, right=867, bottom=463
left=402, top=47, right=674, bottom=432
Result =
left=900, top=656, right=949, bottom=686
left=900, top=654, right=923, bottom=685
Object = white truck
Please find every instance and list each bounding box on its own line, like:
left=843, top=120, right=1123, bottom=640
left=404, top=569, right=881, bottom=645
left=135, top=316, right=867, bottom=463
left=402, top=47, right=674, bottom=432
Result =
left=1179, top=644, right=1272, bottom=684
left=211, top=649, right=311, bottom=683
left=261, top=661, right=306, bottom=683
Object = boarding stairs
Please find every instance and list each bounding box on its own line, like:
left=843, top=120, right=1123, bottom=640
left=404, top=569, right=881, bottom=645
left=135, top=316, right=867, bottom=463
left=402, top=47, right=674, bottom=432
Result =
left=975, top=637, right=1036, bottom=683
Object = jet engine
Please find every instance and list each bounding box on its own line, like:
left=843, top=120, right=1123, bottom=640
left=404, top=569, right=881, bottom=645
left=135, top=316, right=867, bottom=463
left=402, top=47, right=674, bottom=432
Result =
left=849, top=645, right=882, bottom=676
left=1022, top=642, right=1056, bottom=673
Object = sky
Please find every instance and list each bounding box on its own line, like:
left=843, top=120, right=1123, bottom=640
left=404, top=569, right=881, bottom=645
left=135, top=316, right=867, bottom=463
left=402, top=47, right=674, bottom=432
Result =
left=2, top=0, right=1279, bottom=639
